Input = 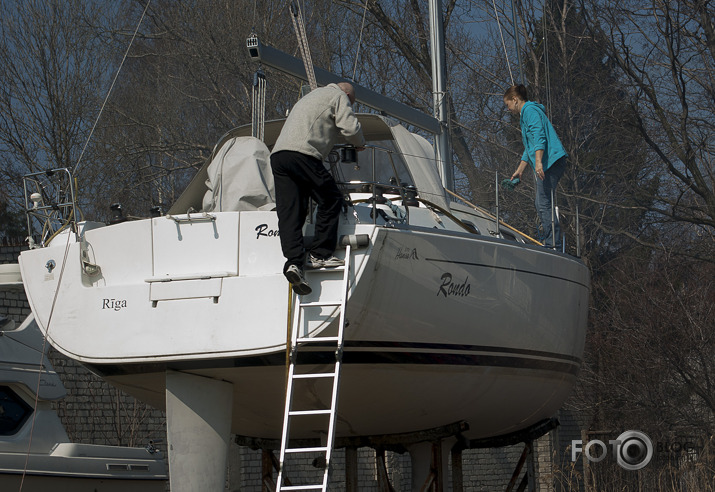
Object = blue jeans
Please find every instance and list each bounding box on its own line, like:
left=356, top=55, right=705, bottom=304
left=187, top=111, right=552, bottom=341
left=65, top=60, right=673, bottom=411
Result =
left=535, top=157, right=566, bottom=248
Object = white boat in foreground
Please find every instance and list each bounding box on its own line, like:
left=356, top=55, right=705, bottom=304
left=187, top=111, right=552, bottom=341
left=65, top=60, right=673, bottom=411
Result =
left=0, top=265, right=167, bottom=492
left=18, top=114, right=589, bottom=446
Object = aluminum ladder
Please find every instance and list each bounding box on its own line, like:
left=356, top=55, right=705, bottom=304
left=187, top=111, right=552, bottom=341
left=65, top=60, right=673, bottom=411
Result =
left=276, top=245, right=352, bottom=491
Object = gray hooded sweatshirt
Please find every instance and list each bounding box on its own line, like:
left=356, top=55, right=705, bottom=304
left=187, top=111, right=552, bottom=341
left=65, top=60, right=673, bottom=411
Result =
left=272, top=84, right=365, bottom=160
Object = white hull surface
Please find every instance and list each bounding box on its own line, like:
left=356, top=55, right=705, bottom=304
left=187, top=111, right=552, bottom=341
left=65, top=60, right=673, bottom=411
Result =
left=19, top=208, right=588, bottom=441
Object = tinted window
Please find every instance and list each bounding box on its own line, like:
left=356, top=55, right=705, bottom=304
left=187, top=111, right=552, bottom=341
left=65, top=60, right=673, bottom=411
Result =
left=0, top=386, right=32, bottom=436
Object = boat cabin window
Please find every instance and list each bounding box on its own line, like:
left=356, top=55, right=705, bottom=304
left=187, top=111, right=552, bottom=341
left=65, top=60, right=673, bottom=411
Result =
left=330, top=140, right=414, bottom=192
left=0, top=386, right=32, bottom=436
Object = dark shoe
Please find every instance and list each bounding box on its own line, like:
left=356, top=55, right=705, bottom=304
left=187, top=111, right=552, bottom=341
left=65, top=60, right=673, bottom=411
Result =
left=284, top=265, right=312, bottom=295
left=306, top=254, right=344, bottom=269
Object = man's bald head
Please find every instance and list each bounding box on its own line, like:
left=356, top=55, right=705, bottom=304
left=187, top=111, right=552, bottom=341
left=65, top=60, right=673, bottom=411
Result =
left=337, top=82, right=356, bottom=105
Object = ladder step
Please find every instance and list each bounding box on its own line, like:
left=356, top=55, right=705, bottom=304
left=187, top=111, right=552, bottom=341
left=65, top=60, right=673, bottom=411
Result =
left=296, top=336, right=341, bottom=343
left=300, top=301, right=342, bottom=307
left=285, top=446, right=329, bottom=454
left=279, top=485, right=324, bottom=491
left=288, top=409, right=332, bottom=416
left=293, top=372, right=336, bottom=379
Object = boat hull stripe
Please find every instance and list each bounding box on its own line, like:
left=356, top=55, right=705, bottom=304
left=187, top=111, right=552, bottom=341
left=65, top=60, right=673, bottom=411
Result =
left=84, top=343, right=581, bottom=377
left=426, top=257, right=590, bottom=288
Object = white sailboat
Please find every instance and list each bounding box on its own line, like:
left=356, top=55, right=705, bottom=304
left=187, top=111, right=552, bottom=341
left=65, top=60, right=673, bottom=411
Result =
left=16, top=1, right=589, bottom=489
left=19, top=113, right=588, bottom=438
left=0, top=264, right=167, bottom=492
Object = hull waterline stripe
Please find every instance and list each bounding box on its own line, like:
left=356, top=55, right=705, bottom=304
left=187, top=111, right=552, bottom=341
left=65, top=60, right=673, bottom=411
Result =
left=83, top=343, right=582, bottom=378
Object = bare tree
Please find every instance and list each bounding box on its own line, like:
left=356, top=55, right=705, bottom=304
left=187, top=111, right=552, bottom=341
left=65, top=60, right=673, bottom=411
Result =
left=87, top=0, right=343, bottom=218
left=0, top=0, right=131, bottom=214
left=582, top=0, right=715, bottom=261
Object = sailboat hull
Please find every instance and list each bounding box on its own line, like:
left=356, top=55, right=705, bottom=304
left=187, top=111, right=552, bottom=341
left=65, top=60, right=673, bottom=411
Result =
left=19, top=210, right=588, bottom=440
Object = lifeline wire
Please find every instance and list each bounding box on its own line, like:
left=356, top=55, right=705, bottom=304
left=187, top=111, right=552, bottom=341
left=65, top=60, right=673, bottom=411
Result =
left=73, top=0, right=151, bottom=175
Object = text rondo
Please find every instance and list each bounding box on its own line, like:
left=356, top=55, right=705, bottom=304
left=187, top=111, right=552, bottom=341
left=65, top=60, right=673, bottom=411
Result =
left=437, top=273, right=471, bottom=298
left=255, top=223, right=280, bottom=239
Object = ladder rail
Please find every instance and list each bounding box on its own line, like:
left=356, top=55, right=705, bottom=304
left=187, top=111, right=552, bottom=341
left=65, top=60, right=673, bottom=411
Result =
left=321, top=247, right=351, bottom=487
left=276, top=245, right=352, bottom=492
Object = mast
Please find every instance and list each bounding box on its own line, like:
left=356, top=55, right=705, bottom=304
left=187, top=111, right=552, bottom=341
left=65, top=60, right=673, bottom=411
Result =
left=428, top=0, right=453, bottom=190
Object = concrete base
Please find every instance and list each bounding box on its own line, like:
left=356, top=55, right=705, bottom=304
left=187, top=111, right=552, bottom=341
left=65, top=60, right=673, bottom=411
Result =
left=166, top=371, right=233, bottom=492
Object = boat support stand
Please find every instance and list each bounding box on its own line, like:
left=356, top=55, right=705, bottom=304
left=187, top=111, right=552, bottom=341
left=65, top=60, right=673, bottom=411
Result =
left=166, top=370, right=234, bottom=492
left=239, top=418, right=556, bottom=491
left=452, top=417, right=559, bottom=492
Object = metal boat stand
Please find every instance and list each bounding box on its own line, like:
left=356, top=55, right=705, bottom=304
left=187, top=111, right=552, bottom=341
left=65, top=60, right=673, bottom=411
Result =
left=237, top=421, right=467, bottom=491
left=453, top=417, right=559, bottom=492
left=239, top=417, right=557, bottom=491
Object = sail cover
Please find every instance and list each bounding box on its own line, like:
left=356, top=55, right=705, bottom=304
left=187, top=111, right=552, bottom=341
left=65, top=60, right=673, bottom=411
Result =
left=390, top=124, right=450, bottom=211
left=202, top=137, right=276, bottom=212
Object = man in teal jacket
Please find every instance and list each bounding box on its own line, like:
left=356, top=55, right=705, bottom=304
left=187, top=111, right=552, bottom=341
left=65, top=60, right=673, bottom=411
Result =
left=504, top=85, right=567, bottom=248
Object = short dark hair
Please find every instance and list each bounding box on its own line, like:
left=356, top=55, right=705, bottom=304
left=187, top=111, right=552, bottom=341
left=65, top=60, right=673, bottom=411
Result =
left=503, top=84, right=529, bottom=101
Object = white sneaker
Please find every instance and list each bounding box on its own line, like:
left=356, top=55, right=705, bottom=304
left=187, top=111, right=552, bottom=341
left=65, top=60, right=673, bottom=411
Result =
left=306, top=254, right=344, bottom=269
left=284, top=265, right=312, bottom=295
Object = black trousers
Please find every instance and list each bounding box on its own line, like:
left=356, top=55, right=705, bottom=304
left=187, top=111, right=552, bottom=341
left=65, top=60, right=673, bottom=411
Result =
left=270, top=151, right=343, bottom=272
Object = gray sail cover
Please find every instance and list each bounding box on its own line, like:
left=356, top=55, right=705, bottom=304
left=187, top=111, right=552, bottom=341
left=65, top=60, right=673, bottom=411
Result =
left=202, top=136, right=276, bottom=212
left=390, top=124, right=450, bottom=210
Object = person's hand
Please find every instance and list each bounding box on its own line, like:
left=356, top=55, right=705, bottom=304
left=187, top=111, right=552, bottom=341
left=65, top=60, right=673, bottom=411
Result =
left=511, top=170, right=522, bottom=181
left=535, top=162, right=544, bottom=180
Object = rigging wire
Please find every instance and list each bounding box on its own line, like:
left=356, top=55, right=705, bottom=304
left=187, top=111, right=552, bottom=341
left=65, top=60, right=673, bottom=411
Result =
left=492, top=0, right=514, bottom=85
left=73, top=0, right=151, bottom=175
left=510, top=0, right=524, bottom=85
left=542, top=1, right=552, bottom=119
left=352, top=0, right=369, bottom=81
left=289, top=1, right=318, bottom=91
left=20, top=230, right=75, bottom=491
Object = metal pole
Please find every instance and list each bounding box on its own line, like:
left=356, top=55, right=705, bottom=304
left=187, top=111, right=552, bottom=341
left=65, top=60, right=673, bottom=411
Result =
left=525, top=440, right=536, bottom=492
left=428, top=0, right=453, bottom=190
left=495, top=171, right=501, bottom=238
left=551, top=189, right=556, bottom=249
left=576, top=200, right=581, bottom=257
left=451, top=447, right=463, bottom=492
left=345, top=447, right=358, bottom=492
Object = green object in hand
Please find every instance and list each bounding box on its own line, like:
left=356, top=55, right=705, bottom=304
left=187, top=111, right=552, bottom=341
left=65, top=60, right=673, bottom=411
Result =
left=500, top=178, right=520, bottom=190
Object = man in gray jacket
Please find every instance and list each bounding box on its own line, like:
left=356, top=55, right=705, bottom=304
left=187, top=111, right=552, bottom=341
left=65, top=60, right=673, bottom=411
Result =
left=271, top=82, right=365, bottom=295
